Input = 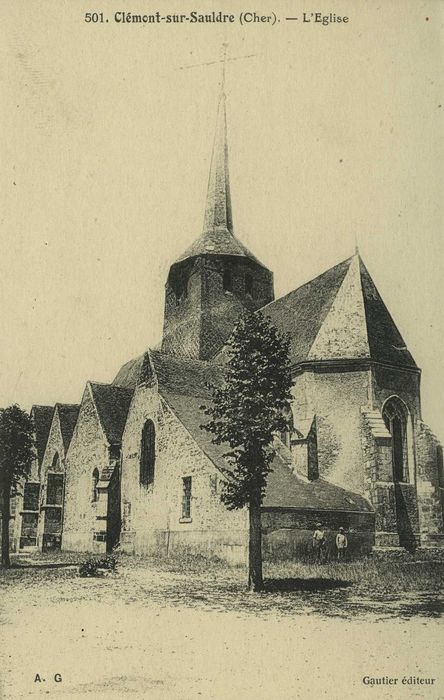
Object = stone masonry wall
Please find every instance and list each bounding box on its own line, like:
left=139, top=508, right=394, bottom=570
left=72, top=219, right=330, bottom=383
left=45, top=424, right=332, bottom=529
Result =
left=262, top=509, right=375, bottom=560
left=11, top=453, right=41, bottom=552
left=120, top=382, right=249, bottom=565
left=360, top=410, right=420, bottom=549
left=36, top=410, right=65, bottom=551
left=291, top=369, right=370, bottom=494
left=416, top=423, right=444, bottom=546
left=62, top=387, right=110, bottom=553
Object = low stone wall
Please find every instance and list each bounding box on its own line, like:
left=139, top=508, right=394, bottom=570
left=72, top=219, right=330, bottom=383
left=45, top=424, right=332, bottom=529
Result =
left=262, top=508, right=375, bottom=561
left=121, top=507, right=375, bottom=565
left=121, top=529, right=248, bottom=566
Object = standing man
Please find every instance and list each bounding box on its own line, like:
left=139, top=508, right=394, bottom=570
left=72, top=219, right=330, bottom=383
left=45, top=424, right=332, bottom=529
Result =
left=312, top=522, right=326, bottom=563
left=336, top=527, right=348, bottom=561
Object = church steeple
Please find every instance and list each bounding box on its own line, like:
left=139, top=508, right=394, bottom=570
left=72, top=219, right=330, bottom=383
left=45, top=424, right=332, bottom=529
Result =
left=161, top=73, right=274, bottom=360
left=175, top=89, right=264, bottom=267
left=202, top=90, right=233, bottom=235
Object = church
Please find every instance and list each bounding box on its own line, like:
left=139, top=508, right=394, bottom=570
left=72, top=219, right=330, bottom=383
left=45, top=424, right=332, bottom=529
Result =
left=9, top=88, right=444, bottom=563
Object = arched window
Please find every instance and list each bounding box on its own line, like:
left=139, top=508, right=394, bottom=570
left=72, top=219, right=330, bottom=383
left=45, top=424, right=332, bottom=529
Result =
left=171, top=273, right=188, bottom=303
left=140, top=420, right=156, bottom=487
left=223, top=269, right=233, bottom=293
left=382, top=397, right=409, bottom=483
left=52, top=452, right=60, bottom=470
left=91, top=468, right=100, bottom=503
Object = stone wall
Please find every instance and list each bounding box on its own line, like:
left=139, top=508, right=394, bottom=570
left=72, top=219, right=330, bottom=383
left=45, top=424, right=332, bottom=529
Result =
left=291, top=368, right=370, bottom=493
left=262, top=508, right=375, bottom=560
left=360, top=409, right=420, bottom=549
left=62, top=386, right=110, bottom=553
left=36, top=410, right=65, bottom=551
left=120, top=381, right=249, bottom=564
left=10, top=455, right=41, bottom=552
left=416, top=423, right=444, bottom=546
left=162, top=255, right=273, bottom=360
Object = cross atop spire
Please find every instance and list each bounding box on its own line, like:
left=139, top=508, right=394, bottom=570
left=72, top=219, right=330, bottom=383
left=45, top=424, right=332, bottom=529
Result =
left=175, top=88, right=262, bottom=264
left=175, top=46, right=265, bottom=267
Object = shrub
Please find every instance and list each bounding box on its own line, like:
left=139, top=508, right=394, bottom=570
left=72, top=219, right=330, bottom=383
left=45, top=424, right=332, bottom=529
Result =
left=97, top=555, right=117, bottom=571
left=78, top=554, right=118, bottom=577
left=78, top=558, right=100, bottom=577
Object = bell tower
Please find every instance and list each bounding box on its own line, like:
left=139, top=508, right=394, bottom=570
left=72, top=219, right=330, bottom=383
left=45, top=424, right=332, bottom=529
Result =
left=161, top=89, right=274, bottom=360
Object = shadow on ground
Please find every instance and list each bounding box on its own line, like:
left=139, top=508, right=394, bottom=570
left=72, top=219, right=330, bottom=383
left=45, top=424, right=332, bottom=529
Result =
left=264, top=577, right=352, bottom=592
left=2, top=556, right=443, bottom=623
left=11, top=561, right=77, bottom=570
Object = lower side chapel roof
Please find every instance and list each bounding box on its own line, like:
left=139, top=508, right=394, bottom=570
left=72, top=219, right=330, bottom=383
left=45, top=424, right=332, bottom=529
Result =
left=162, top=391, right=373, bottom=514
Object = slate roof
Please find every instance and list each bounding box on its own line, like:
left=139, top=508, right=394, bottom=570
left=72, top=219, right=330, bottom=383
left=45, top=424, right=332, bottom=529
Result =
left=173, top=92, right=267, bottom=270
left=89, top=383, right=134, bottom=445
left=359, top=258, right=416, bottom=368
left=263, top=462, right=372, bottom=512
left=112, top=355, right=145, bottom=389
left=56, top=404, right=80, bottom=452
left=31, top=405, right=54, bottom=466
left=162, top=391, right=372, bottom=514
left=175, top=231, right=264, bottom=268
left=262, top=254, right=416, bottom=369
left=113, top=350, right=223, bottom=398
left=262, top=258, right=352, bottom=366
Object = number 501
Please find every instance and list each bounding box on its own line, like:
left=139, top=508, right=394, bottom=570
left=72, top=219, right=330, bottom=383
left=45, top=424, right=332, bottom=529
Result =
left=85, top=12, right=105, bottom=22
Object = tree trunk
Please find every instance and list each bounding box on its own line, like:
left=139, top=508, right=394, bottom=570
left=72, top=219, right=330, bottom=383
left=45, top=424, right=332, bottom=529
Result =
left=1, top=486, right=11, bottom=569
left=248, top=487, right=263, bottom=592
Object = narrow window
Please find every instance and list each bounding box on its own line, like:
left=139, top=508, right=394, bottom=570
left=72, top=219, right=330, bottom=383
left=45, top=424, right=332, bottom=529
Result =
left=245, top=273, right=253, bottom=296
left=182, top=476, right=192, bottom=519
left=47, top=473, right=64, bottom=506
left=140, top=420, right=156, bottom=486
left=382, top=397, right=409, bottom=482
left=52, top=452, right=60, bottom=470
left=223, top=269, right=233, bottom=293
left=92, top=468, right=100, bottom=503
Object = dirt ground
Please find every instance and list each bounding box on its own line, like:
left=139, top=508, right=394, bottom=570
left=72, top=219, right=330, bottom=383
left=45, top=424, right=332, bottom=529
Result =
left=0, top=554, right=443, bottom=700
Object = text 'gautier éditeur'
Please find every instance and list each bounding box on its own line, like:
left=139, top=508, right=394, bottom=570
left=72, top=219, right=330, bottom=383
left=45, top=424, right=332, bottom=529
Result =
left=84, top=11, right=350, bottom=26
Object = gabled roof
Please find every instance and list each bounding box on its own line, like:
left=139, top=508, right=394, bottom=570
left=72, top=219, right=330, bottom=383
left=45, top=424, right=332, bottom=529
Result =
left=161, top=391, right=372, bottom=514
left=263, top=258, right=351, bottom=366
left=55, top=404, right=80, bottom=452
left=31, top=405, right=54, bottom=466
left=89, top=383, right=134, bottom=445
left=113, top=349, right=222, bottom=398
left=262, top=253, right=416, bottom=369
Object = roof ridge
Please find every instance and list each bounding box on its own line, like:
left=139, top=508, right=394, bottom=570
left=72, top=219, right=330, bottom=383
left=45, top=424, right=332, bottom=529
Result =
left=261, top=255, right=354, bottom=312
left=90, top=381, right=133, bottom=392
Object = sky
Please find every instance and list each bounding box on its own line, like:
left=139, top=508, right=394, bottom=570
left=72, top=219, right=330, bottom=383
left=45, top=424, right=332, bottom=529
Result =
left=1, top=0, right=443, bottom=435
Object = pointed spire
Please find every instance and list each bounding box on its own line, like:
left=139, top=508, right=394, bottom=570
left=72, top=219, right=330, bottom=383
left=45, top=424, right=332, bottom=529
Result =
left=173, top=45, right=267, bottom=269
left=202, top=88, right=233, bottom=236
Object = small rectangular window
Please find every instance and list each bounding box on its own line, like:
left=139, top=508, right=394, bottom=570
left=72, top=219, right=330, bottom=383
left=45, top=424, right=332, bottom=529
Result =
left=182, top=476, right=192, bottom=519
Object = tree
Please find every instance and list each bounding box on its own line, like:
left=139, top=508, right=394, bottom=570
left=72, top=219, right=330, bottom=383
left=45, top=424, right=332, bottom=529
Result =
left=0, top=405, right=35, bottom=568
left=202, top=311, right=292, bottom=591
